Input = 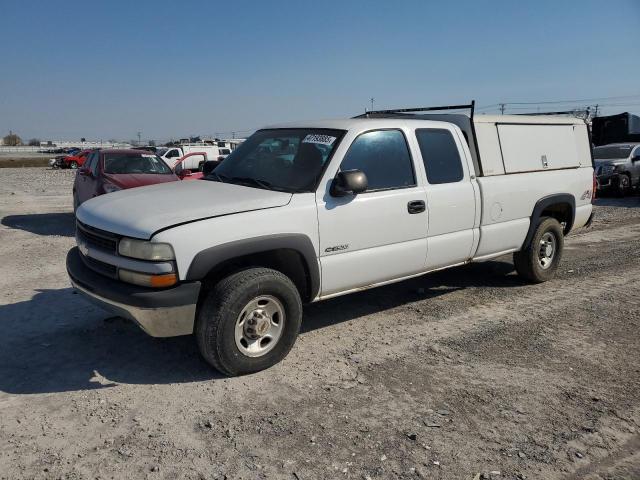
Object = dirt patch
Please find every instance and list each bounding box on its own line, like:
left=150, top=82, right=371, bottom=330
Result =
left=0, top=157, right=51, bottom=168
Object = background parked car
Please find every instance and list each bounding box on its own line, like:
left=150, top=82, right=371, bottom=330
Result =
left=594, top=143, right=640, bottom=196
left=57, top=149, right=98, bottom=169
left=216, top=147, right=231, bottom=162
left=73, top=149, right=180, bottom=211
left=49, top=147, right=81, bottom=168
left=160, top=144, right=225, bottom=171
left=170, top=152, right=207, bottom=180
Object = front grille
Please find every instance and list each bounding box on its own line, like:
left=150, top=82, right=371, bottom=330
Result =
left=82, top=254, right=118, bottom=278
left=77, top=221, right=118, bottom=253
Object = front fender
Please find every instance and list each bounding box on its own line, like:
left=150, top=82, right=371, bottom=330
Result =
left=185, top=233, right=320, bottom=299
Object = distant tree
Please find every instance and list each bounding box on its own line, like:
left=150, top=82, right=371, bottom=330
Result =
left=149, top=140, right=156, bottom=146
left=3, top=133, right=22, bottom=146
left=28, top=138, right=41, bottom=146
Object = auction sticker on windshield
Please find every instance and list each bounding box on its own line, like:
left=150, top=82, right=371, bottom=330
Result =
left=302, top=134, right=336, bottom=146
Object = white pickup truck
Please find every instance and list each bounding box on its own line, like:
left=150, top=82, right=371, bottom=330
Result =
left=67, top=104, right=595, bottom=375
left=160, top=144, right=230, bottom=170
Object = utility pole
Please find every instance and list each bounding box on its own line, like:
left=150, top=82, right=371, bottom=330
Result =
left=370, top=97, right=375, bottom=112
left=136, top=131, right=142, bottom=146
left=594, top=104, right=599, bottom=117
left=232, top=132, right=236, bottom=139
left=499, top=103, right=506, bottom=115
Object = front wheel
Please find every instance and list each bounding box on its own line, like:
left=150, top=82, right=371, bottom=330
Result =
left=69, top=161, right=78, bottom=169
left=514, top=217, right=564, bottom=283
left=195, top=267, right=302, bottom=376
left=615, top=174, right=630, bottom=197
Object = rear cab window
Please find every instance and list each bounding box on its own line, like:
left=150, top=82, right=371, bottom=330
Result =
left=415, top=129, right=464, bottom=184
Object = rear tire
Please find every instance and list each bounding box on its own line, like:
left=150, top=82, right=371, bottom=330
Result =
left=514, top=217, right=564, bottom=283
left=69, top=161, right=78, bottom=169
left=195, top=267, right=302, bottom=376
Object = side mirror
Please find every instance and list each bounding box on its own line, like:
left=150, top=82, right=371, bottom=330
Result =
left=202, top=160, right=219, bottom=176
left=330, top=169, right=368, bottom=197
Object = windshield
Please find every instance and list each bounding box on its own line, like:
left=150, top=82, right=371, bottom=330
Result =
left=209, top=129, right=345, bottom=192
left=104, top=153, right=173, bottom=174
left=594, top=146, right=632, bottom=160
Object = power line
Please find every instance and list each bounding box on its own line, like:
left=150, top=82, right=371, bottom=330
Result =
left=500, top=94, right=640, bottom=106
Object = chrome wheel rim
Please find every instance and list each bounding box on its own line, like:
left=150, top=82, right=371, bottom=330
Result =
left=234, top=295, right=285, bottom=357
left=538, top=232, right=556, bottom=269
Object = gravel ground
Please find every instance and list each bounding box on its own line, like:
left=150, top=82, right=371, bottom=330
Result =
left=0, top=168, right=639, bottom=480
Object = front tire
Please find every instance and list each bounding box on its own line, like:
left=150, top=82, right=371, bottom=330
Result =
left=69, top=161, right=78, bottom=169
left=514, top=217, right=564, bottom=283
left=615, top=174, right=630, bottom=197
left=196, top=267, right=302, bottom=376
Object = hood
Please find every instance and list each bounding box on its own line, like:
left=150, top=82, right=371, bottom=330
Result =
left=103, top=172, right=178, bottom=189
left=77, top=180, right=292, bottom=239
left=594, top=158, right=627, bottom=166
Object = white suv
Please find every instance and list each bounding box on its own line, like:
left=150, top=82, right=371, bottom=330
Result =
left=68, top=109, right=594, bottom=375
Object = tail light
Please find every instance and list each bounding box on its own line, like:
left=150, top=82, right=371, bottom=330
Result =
left=592, top=172, right=597, bottom=203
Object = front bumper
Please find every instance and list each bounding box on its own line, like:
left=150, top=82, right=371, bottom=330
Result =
left=596, top=175, right=614, bottom=190
left=66, top=247, right=201, bottom=337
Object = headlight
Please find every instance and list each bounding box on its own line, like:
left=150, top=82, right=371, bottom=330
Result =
left=119, top=269, right=177, bottom=288
left=118, top=238, right=175, bottom=261
left=600, top=165, right=615, bottom=175
left=103, top=183, right=121, bottom=193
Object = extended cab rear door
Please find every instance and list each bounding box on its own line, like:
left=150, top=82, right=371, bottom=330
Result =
left=317, top=128, right=428, bottom=297
left=413, top=127, right=480, bottom=269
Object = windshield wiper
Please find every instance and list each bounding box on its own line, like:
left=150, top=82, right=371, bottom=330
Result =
left=228, top=176, right=274, bottom=190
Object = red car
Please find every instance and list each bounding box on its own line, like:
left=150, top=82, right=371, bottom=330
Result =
left=73, top=149, right=182, bottom=211
left=62, top=149, right=96, bottom=169
left=171, top=152, right=207, bottom=180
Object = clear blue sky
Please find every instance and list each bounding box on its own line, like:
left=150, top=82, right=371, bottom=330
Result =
left=2, top=0, right=639, bottom=142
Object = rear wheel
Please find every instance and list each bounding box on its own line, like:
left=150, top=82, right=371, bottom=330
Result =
left=195, top=267, right=302, bottom=376
left=514, top=217, right=564, bottom=283
left=69, top=161, right=78, bottom=169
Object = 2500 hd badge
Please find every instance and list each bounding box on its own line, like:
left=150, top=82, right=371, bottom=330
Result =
left=325, top=244, right=349, bottom=253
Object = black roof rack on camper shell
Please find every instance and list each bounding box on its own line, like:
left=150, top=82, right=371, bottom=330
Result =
left=353, top=100, right=476, bottom=120
left=353, top=101, right=483, bottom=176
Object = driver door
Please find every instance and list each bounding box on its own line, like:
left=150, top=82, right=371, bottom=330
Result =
left=317, top=129, right=428, bottom=297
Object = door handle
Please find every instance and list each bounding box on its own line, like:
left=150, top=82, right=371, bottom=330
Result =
left=407, top=200, right=425, bottom=214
